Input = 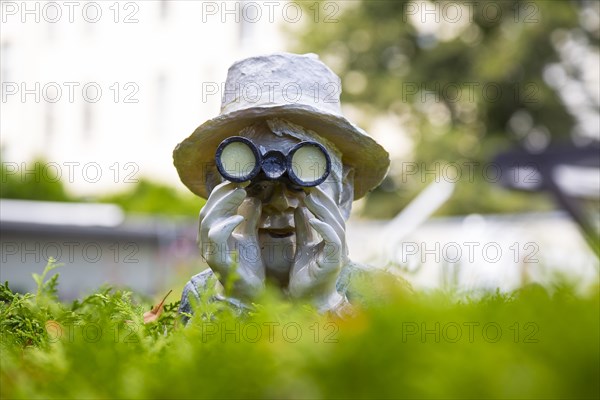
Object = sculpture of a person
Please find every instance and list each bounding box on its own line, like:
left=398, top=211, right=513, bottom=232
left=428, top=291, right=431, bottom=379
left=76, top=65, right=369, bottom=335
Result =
left=173, top=53, right=390, bottom=317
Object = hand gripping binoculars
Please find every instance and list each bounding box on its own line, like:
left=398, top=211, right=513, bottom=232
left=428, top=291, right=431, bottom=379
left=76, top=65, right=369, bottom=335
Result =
left=215, top=136, right=331, bottom=187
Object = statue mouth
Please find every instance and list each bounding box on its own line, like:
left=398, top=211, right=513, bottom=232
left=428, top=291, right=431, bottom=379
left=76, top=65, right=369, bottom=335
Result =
left=260, top=228, right=295, bottom=239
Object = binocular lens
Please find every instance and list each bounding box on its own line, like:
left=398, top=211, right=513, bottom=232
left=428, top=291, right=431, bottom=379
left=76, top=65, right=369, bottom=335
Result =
left=215, top=137, right=330, bottom=187
left=289, top=143, right=329, bottom=186
left=216, top=138, right=260, bottom=182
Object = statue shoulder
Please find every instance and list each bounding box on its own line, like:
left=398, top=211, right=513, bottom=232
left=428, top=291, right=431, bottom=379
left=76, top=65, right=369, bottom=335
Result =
left=178, top=269, right=217, bottom=316
left=178, top=269, right=252, bottom=320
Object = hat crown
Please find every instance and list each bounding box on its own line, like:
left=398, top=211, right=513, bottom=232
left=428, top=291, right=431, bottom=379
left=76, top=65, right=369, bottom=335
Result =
left=174, top=52, right=390, bottom=200
left=221, top=53, right=343, bottom=116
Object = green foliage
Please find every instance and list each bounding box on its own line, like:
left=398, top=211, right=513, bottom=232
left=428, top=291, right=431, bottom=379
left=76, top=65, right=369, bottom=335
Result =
left=32, top=258, right=61, bottom=299
left=0, top=158, right=71, bottom=202
left=1, top=262, right=598, bottom=399
left=1, top=259, right=70, bottom=348
left=0, top=157, right=204, bottom=217
left=0, top=283, right=43, bottom=348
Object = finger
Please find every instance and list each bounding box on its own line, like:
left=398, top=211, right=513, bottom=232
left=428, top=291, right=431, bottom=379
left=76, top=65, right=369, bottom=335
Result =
left=206, top=215, right=244, bottom=258
left=307, top=186, right=347, bottom=228
left=201, top=188, right=247, bottom=229
left=308, top=219, right=343, bottom=272
left=201, top=214, right=244, bottom=266
left=308, top=219, right=341, bottom=254
left=200, top=181, right=240, bottom=220
left=236, top=197, right=262, bottom=236
left=198, top=189, right=246, bottom=244
left=304, top=194, right=345, bottom=244
left=200, top=187, right=246, bottom=245
left=200, top=181, right=234, bottom=219
left=294, top=207, right=315, bottom=247
left=202, top=186, right=246, bottom=221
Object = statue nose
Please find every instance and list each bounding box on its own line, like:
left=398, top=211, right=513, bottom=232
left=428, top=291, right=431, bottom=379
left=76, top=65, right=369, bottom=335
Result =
left=266, top=183, right=297, bottom=212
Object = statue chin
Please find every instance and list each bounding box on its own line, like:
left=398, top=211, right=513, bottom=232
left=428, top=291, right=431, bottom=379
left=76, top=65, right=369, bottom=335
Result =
left=258, top=230, right=296, bottom=286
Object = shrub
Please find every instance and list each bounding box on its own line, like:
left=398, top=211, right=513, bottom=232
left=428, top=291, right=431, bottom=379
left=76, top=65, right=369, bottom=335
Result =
left=1, top=261, right=598, bottom=399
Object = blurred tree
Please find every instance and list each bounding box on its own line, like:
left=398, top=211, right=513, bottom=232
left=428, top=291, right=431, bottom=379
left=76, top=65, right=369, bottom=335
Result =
left=1, top=157, right=204, bottom=218
left=1, top=158, right=71, bottom=202
left=294, top=0, right=598, bottom=217
left=99, top=179, right=204, bottom=217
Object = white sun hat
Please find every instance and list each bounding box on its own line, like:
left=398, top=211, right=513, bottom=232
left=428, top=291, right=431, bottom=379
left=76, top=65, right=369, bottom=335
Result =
left=173, top=52, right=390, bottom=200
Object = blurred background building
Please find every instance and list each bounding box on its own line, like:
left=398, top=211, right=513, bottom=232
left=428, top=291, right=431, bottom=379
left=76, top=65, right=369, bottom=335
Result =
left=1, top=0, right=286, bottom=195
left=1, top=0, right=598, bottom=297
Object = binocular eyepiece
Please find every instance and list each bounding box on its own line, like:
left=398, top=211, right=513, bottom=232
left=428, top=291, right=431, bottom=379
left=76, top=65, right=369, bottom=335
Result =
left=215, top=136, right=331, bottom=187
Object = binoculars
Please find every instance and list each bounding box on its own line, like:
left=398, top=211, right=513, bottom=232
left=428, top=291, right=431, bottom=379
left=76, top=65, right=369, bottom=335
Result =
left=215, top=136, right=331, bottom=187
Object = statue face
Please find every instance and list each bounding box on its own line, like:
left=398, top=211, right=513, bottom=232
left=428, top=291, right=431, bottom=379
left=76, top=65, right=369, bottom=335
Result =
left=236, top=129, right=343, bottom=283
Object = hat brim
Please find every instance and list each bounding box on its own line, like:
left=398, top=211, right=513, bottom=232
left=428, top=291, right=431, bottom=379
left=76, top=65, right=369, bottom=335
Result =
left=173, top=104, right=390, bottom=200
